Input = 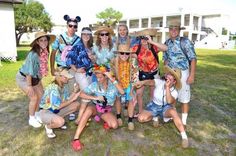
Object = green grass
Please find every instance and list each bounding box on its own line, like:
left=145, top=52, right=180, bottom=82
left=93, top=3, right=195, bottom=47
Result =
left=0, top=48, right=236, bottom=155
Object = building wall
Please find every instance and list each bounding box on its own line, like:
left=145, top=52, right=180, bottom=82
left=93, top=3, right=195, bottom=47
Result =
left=0, top=3, right=17, bottom=61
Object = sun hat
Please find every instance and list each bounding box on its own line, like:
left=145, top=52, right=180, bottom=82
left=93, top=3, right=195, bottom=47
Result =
left=115, top=44, right=134, bottom=54
left=55, top=68, right=74, bottom=79
left=163, top=65, right=182, bottom=90
left=166, top=19, right=185, bottom=30
left=30, top=32, right=56, bottom=47
left=94, top=26, right=114, bottom=36
left=136, top=28, right=158, bottom=36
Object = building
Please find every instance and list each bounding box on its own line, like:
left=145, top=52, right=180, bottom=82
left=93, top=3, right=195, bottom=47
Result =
left=119, top=12, right=233, bottom=49
left=0, top=0, right=23, bottom=63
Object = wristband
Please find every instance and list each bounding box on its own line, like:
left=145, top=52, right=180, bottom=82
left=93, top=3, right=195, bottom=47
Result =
left=112, top=80, right=118, bottom=85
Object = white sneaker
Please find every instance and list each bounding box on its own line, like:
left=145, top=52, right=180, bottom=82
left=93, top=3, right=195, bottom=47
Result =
left=61, top=125, right=67, bottom=130
left=29, top=117, right=42, bottom=128
left=35, top=112, right=42, bottom=124
left=45, top=125, right=56, bottom=138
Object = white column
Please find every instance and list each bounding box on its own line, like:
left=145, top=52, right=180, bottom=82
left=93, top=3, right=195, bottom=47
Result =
left=127, top=19, right=130, bottom=29
left=180, top=14, right=185, bottom=36
left=197, top=16, right=202, bottom=41
left=148, top=17, right=151, bottom=28
left=139, top=18, right=142, bottom=28
left=162, top=16, right=167, bottom=42
left=188, top=14, right=193, bottom=40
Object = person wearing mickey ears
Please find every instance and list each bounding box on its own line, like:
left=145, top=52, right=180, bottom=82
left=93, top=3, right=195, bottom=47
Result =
left=16, top=32, right=56, bottom=128
left=71, top=65, right=124, bottom=151
left=50, top=15, right=82, bottom=121
left=38, top=68, right=104, bottom=138
left=135, top=66, right=189, bottom=148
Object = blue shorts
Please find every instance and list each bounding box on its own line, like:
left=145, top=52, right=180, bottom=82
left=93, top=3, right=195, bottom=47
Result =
left=146, top=101, right=172, bottom=118
left=118, top=84, right=134, bottom=102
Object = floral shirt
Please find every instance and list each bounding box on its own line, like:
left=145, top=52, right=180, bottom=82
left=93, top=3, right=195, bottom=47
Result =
left=51, top=32, right=81, bottom=67
left=19, top=51, right=41, bottom=78
left=66, top=41, right=92, bottom=71
left=131, top=45, right=159, bottom=72
left=39, top=83, right=70, bottom=111
left=83, top=81, right=118, bottom=106
left=92, top=44, right=116, bottom=68
left=163, top=36, right=196, bottom=70
left=113, top=36, right=139, bottom=48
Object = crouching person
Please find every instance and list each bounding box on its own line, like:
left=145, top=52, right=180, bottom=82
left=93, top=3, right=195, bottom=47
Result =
left=136, top=66, right=189, bottom=148
left=39, top=68, right=103, bottom=138
left=71, top=65, right=124, bottom=151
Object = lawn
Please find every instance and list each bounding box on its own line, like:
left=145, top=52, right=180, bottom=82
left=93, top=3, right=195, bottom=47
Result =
left=0, top=48, right=235, bottom=156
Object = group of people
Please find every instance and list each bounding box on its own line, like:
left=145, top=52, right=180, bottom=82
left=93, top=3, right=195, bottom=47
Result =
left=16, top=15, right=196, bottom=151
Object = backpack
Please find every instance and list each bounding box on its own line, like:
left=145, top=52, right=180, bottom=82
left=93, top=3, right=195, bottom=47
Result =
left=59, top=34, right=80, bottom=62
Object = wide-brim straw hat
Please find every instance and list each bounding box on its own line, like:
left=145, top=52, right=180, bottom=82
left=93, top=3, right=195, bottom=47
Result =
left=163, top=65, right=182, bottom=90
left=114, top=44, right=134, bottom=54
left=30, top=31, right=56, bottom=47
left=136, top=28, right=158, bottom=36
left=94, top=26, right=115, bottom=36
left=166, top=19, right=186, bottom=30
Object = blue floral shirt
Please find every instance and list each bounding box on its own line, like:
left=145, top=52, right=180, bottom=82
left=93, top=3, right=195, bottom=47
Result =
left=163, top=36, right=196, bottom=70
left=113, top=36, right=139, bottom=48
left=92, top=44, right=116, bottom=68
left=66, top=41, right=92, bottom=71
left=83, top=81, right=118, bottom=106
left=19, top=51, right=41, bottom=78
left=51, top=32, right=81, bottom=67
left=39, top=83, right=70, bottom=111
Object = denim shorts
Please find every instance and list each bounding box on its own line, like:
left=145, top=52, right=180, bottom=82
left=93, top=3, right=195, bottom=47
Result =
left=146, top=101, right=172, bottom=118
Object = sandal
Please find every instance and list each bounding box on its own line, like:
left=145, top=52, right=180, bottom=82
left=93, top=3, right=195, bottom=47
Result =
left=71, top=139, right=84, bottom=151
left=69, top=113, right=76, bottom=121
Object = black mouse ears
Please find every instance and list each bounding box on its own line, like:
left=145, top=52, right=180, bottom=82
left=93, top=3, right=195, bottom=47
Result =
left=64, top=15, right=81, bottom=23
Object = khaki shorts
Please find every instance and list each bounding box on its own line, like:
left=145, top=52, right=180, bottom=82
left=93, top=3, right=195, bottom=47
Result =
left=16, top=71, right=28, bottom=90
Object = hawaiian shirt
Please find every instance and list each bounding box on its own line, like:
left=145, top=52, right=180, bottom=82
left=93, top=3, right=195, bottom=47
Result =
left=113, top=36, right=139, bottom=48
left=163, top=36, right=196, bottom=70
left=51, top=32, right=81, bottom=67
left=92, top=44, right=116, bottom=68
left=83, top=81, right=118, bottom=106
left=19, top=51, right=41, bottom=78
left=66, top=42, right=92, bottom=71
left=39, top=83, right=70, bottom=111
left=131, top=45, right=159, bottom=72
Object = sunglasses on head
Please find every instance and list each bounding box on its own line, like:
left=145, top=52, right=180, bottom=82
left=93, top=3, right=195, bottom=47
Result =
left=120, top=52, right=130, bottom=56
left=68, top=24, right=78, bottom=29
left=100, top=33, right=109, bottom=36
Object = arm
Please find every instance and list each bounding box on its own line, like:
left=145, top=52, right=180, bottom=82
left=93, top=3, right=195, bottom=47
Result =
left=146, top=36, right=168, bottom=51
left=165, top=80, right=176, bottom=105
left=135, top=79, right=155, bottom=88
left=50, top=50, right=57, bottom=76
left=187, top=59, right=197, bottom=84
left=104, top=72, right=124, bottom=95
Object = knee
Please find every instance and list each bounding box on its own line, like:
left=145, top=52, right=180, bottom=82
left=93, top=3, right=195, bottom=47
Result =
left=110, top=122, right=118, bottom=129
left=53, top=117, right=65, bottom=128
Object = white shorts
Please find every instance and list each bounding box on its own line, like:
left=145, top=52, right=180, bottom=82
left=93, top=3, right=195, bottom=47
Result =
left=178, top=69, right=191, bottom=103
left=74, top=72, right=92, bottom=103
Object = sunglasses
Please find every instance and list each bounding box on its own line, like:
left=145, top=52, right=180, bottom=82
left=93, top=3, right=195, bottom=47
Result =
left=100, top=33, right=109, bottom=36
left=68, top=24, right=78, bottom=29
left=120, top=52, right=130, bottom=56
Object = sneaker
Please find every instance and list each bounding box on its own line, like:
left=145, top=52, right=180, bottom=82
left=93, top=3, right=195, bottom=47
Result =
left=182, top=139, right=189, bottom=148
left=69, top=113, right=76, bottom=121
left=152, top=117, right=159, bottom=128
left=61, top=125, right=67, bottom=130
left=29, top=117, right=42, bottom=128
left=128, top=122, right=134, bottom=131
left=45, top=125, right=56, bottom=138
left=35, top=112, right=42, bottom=124
left=117, top=118, right=123, bottom=127
left=71, top=139, right=84, bottom=151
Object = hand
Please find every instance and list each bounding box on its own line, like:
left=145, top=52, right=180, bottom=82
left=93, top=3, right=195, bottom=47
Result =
left=187, top=75, right=195, bottom=84
left=165, top=78, right=171, bottom=88
left=146, top=35, right=152, bottom=42
left=96, top=96, right=104, bottom=102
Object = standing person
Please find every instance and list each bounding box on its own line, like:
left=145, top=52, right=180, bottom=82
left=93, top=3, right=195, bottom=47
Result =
left=50, top=15, right=81, bottom=121
left=164, top=19, right=197, bottom=126
left=71, top=65, right=124, bottom=151
left=136, top=66, right=189, bottom=148
left=16, top=32, right=56, bottom=128
left=111, top=44, right=138, bottom=130
left=39, top=69, right=102, bottom=138
left=131, top=28, right=167, bottom=116
left=66, top=27, right=94, bottom=124
left=93, top=26, right=116, bottom=68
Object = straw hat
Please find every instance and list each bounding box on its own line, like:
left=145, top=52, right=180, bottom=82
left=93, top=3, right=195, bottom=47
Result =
left=163, top=66, right=182, bottom=90
left=136, top=28, right=158, bottom=36
left=30, top=32, right=56, bottom=47
left=55, top=68, right=73, bottom=79
left=94, top=26, right=115, bottom=36
left=115, top=44, right=134, bottom=53
left=166, top=19, right=185, bottom=30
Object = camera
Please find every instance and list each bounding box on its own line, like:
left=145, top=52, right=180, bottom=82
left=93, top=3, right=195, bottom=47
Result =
left=136, top=36, right=148, bottom=40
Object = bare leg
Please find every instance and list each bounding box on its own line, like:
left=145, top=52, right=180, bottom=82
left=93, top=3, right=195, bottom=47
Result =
left=164, top=108, right=185, bottom=132
left=138, top=110, right=153, bottom=123
left=136, top=86, right=145, bottom=114
left=76, top=101, right=88, bottom=123
left=101, top=112, right=118, bottom=129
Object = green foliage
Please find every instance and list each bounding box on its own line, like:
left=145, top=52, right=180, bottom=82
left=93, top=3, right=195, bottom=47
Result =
left=14, top=0, right=54, bottom=45
left=96, top=7, right=123, bottom=27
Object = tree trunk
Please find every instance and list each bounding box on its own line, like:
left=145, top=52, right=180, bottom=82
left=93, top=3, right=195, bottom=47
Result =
left=16, top=32, right=23, bottom=46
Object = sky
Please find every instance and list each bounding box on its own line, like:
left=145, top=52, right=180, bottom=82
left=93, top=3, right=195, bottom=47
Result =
left=37, top=0, right=236, bottom=33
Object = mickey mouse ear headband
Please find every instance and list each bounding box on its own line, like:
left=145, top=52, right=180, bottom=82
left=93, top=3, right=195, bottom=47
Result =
left=64, top=15, right=81, bottom=24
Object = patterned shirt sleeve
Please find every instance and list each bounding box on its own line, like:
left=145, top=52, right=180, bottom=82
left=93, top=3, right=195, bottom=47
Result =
left=51, top=35, right=60, bottom=51
left=182, top=38, right=197, bottom=61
